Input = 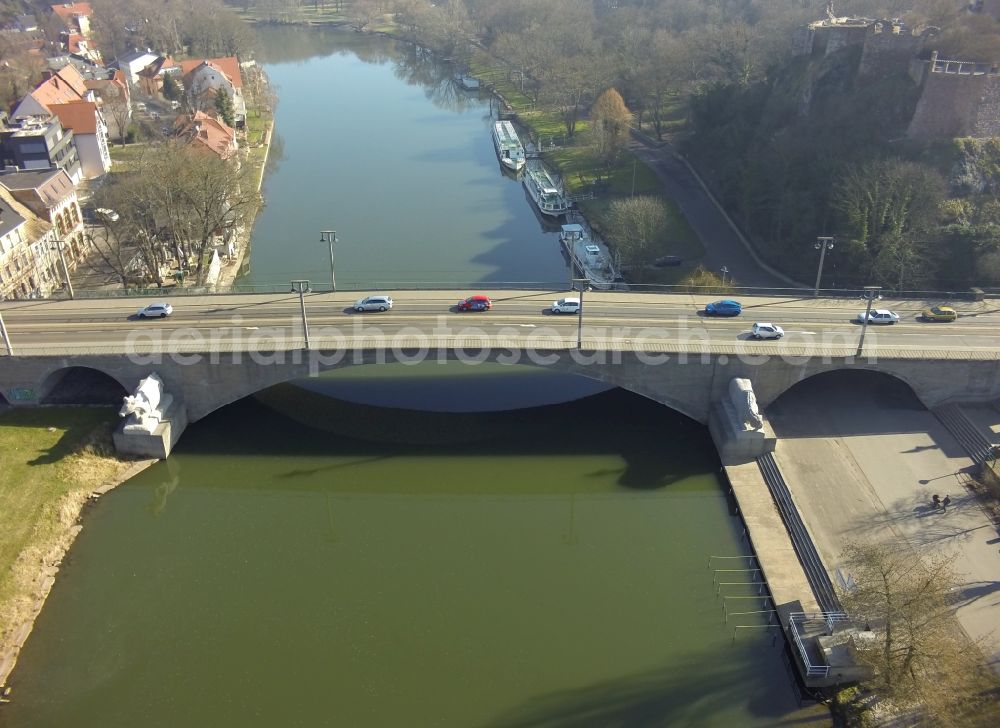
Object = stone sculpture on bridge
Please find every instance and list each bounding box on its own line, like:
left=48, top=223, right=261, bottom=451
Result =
left=728, top=378, right=764, bottom=431
left=709, top=378, right=774, bottom=464
left=119, top=373, right=173, bottom=434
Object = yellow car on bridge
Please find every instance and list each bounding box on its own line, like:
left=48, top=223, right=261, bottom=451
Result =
left=921, top=305, right=957, bottom=322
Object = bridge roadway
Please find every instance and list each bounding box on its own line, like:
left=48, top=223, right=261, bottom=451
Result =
left=2, top=290, right=1000, bottom=356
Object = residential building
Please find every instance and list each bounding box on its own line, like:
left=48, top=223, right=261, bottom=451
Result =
left=48, top=99, right=111, bottom=178
left=12, top=63, right=92, bottom=119
left=0, top=114, right=83, bottom=183
left=117, top=48, right=160, bottom=85
left=174, top=111, right=238, bottom=160
left=136, top=55, right=181, bottom=97
left=179, top=57, right=246, bottom=127
left=0, top=168, right=85, bottom=272
left=11, top=64, right=110, bottom=179
left=0, top=185, right=58, bottom=300
left=50, top=2, right=92, bottom=38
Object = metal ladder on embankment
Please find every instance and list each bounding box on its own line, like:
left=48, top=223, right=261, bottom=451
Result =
left=933, top=403, right=996, bottom=465
left=756, top=453, right=840, bottom=613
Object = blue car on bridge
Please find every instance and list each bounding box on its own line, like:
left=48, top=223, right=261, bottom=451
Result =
left=705, top=299, right=742, bottom=317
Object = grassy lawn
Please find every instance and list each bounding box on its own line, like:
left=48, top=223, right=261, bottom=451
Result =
left=108, top=142, right=151, bottom=173
left=0, top=408, right=129, bottom=657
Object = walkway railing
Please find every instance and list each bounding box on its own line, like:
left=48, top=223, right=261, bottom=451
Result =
left=788, top=612, right=851, bottom=678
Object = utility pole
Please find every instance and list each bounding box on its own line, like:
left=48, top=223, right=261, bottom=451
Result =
left=813, top=237, right=834, bottom=298
left=0, top=308, right=13, bottom=355
left=320, top=230, right=336, bottom=291
left=52, top=239, right=74, bottom=299
left=572, top=278, right=589, bottom=349
left=291, top=280, right=311, bottom=349
left=856, top=286, right=881, bottom=357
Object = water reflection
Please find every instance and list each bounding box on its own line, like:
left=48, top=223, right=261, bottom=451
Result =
left=246, top=25, right=569, bottom=287
left=393, top=45, right=482, bottom=113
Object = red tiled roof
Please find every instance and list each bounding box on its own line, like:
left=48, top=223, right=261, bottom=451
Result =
left=31, top=63, right=89, bottom=110
left=178, top=57, right=242, bottom=88
left=176, top=110, right=236, bottom=159
left=50, top=2, right=92, bottom=25
left=49, top=99, right=98, bottom=134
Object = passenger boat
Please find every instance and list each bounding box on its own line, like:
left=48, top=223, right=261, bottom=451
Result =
left=559, top=223, right=619, bottom=290
left=492, top=120, right=525, bottom=171
left=523, top=163, right=569, bottom=217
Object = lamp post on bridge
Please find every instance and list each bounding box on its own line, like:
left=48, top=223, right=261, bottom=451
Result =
left=0, top=308, right=13, bottom=355
left=291, top=279, right=311, bottom=349
left=51, top=238, right=74, bottom=299
left=813, top=237, right=834, bottom=298
left=320, top=230, right=336, bottom=291
left=572, top=277, right=589, bottom=349
left=856, top=285, right=881, bottom=357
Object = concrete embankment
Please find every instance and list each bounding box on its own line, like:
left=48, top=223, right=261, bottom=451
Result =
left=723, top=462, right=820, bottom=625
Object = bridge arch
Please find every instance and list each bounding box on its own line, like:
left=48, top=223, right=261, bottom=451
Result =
left=39, top=366, right=129, bottom=406
left=188, top=350, right=708, bottom=424
left=764, top=365, right=925, bottom=412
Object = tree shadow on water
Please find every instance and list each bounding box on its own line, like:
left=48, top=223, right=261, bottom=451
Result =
left=485, top=651, right=825, bottom=728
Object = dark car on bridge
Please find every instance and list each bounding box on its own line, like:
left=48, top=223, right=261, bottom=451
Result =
left=456, top=295, right=492, bottom=312
left=705, top=299, right=742, bottom=317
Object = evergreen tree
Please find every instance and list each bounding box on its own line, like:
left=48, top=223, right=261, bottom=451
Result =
left=215, top=87, right=235, bottom=128
left=162, top=73, right=180, bottom=102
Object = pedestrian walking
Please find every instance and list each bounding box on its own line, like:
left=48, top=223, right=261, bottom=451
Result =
left=942, top=495, right=951, bottom=512
left=932, top=494, right=941, bottom=510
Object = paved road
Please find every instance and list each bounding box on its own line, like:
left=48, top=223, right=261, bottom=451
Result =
left=629, top=135, right=795, bottom=289
left=2, top=291, right=1000, bottom=355
left=769, top=383, right=1000, bottom=671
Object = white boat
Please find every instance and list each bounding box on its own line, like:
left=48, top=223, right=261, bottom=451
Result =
left=559, top=223, right=619, bottom=290
left=492, top=120, right=525, bottom=171
left=523, top=163, right=569, bottom=217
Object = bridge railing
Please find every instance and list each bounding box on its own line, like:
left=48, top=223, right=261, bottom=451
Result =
left=37, top=281, right=989, bottom=302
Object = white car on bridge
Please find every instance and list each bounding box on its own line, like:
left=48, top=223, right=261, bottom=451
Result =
left=551, top=297, right=580, bottom=314
left=750, top=322, right=784, bottom=340
left=857, top=309, right=899, bottom=325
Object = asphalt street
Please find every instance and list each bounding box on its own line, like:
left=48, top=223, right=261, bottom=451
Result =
left=1, top=291, right=999, bottom=355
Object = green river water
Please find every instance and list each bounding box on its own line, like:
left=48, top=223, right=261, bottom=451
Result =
left=0, top=27, right=820, bottom=727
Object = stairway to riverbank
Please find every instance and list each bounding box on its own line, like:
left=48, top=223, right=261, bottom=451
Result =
left=934, top=403, right=996, bottom=464
left=756, top=453, right=840, bottom=613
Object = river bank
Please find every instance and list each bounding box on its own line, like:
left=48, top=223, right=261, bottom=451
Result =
left=0, top=409, right=154, bottom=688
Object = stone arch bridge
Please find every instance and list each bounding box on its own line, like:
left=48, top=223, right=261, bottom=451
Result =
left=1, top=345, right=997, bottom=427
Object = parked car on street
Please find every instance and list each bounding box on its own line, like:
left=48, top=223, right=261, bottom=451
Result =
left=751, top=322, right=784, bottom=339
left=856, top=309, right=899, bottom=325
left=551, top=297, right=581, bottom=314
left=705, top=299, right=742, bottom=316
left=354, top=295, right=393, bottom=312
left=137, top=302, right=172, bottom=319
left=921, top=305, right=957, bottom=322
left=95, top=207, right=119, bottom=222
left=456, top=295, right=492, bottom=312
left=653, top=255, right=683, bottom=267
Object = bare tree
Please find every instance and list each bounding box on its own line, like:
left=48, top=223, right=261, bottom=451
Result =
left=837, top=541, right=1000, bottom=726
left=591, top=87, right=632, bottom=167
left=99, top=142, right=261, bottom=286
left=606, top=196, right=669, bottom=269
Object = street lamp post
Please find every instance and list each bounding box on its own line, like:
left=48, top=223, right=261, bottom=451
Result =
left=291, top=279, right=311, bottom=349
left=0, top=308, right=13, bottom=355
left=572, top=277, right=589, bottom=349
left=320, top=230, right=336, bottom=291
left=856, top=285, right=881, bottom=357
left=813, top=237, right=834, bottom=298
left=52, top=238, right=74, bottom=299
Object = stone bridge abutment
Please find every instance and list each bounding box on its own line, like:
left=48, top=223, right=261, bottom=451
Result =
left=2, top=349, right=999, bottom=430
